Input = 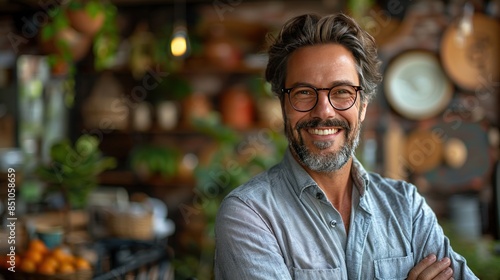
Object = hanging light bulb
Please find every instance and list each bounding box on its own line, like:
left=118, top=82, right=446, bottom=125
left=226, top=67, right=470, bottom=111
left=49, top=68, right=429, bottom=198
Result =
left=170, top=25, right=190, bottom=58
left=170, top=0, right=190, bottom=59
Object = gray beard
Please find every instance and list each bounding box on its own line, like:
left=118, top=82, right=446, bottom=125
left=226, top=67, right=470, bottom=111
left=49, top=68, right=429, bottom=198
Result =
left=287, top=118, right=361, bottom=173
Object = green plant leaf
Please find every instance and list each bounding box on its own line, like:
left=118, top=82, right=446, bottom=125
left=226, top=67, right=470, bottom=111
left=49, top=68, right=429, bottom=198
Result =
left=76, top=134, right=99, bottom=156
left=41, top=25, right=56, bottom=41
left=129, top=145, right=179, bottom=178
left=36, top=134, right=116, bottom=209
left=85, top=1, right=102, bottom=17
left=53, top=13, right=69, bottom=29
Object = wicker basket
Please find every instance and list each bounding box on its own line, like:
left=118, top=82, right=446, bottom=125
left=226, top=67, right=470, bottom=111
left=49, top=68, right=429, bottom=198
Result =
left=14, top=269, right=92, bottom=280
left=108, top=211, right=153, bottom=240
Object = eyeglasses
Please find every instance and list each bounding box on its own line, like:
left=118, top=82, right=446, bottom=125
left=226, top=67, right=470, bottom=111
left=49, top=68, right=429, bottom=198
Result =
left=281, top=84, right=362, bottom=112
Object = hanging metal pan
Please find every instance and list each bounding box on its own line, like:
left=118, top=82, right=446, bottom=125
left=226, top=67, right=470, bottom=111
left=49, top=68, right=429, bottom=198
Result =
left=440, top=13, right=500, bottom=91
left=423, top=121, right=491, bottom=192
left=404, top=128, right=444, bottom=174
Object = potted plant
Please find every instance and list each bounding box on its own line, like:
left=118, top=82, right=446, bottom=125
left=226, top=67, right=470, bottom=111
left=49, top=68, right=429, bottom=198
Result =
left=66, top=0, right=106, bottom=36
left=147, top=74, right=193, bottom=130
left=36, top=134, right=116, bottom=234
left=40, top=0, right=119, bottom=73
left=129, top=144, right=181, bottom=185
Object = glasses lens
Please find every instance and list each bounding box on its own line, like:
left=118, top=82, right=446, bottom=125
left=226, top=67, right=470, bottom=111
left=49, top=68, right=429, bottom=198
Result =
left=329, top=85, right=357, bottom=110
left=289, top=85, right=358, bottom=111
left=289, top=86, right=317, bottom=111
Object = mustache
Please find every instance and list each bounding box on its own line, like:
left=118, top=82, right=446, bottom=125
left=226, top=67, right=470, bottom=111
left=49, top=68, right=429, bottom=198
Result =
left=296, top=118, right=350, bottom=131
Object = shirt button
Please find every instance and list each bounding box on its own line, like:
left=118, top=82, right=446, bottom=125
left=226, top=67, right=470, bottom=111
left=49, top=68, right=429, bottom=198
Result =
left=329, top=220, right=337, bottom=228
left=316, top=192, right=323, bottom=199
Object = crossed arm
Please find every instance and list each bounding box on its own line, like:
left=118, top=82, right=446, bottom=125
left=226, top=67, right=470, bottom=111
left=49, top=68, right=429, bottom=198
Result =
left=215, top=196, right=476, bottom=279
left=215, top=183, right=477, bottom=279
left=408, top=254, right=454, bottom=280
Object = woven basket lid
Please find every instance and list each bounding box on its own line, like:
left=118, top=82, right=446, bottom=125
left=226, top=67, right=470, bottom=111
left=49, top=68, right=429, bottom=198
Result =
left=404, top=129, right=444, bottom=174
left=440, top=13, right=500, bottom=91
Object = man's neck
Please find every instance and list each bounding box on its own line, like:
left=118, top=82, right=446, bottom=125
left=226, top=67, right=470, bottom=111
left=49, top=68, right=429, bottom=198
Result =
left=306, top=159, right=353, bottom=208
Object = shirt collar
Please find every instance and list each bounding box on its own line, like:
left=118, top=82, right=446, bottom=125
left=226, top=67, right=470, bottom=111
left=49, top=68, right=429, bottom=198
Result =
left=351, top=157, right=370, bottom=196
left=282, top=149, right=317, bottom=198
left=281, top=148, right=371, bottom=198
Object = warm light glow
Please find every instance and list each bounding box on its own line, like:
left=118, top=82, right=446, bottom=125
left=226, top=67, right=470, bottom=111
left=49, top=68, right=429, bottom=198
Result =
left=171, top=34, right=187, bottom=57
left=170, top=28, right=189, bottom=57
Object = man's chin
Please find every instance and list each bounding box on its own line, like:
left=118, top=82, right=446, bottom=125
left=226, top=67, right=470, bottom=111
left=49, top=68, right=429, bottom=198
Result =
left=311, top=140, right=334, bottom=150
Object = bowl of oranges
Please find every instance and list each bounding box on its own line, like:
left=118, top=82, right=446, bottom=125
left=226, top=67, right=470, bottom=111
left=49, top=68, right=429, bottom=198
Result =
left=17, top=239, right=93, bottom=280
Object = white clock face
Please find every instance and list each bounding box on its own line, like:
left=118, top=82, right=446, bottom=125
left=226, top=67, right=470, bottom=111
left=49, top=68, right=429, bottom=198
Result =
left=384, top=51, right=453, bottom=120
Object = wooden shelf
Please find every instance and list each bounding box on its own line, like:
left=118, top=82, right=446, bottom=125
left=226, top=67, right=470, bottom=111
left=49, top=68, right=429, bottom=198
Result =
left=180, top=57, right=265, bottom=76
left=98, top=169, right=137, bottom=186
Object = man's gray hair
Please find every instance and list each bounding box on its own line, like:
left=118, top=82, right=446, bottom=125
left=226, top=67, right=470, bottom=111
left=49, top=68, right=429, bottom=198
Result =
left=265, top=13, right=382, bottom=104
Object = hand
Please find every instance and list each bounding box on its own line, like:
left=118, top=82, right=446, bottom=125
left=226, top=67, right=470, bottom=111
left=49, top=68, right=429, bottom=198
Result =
left=407, top=254, right=454, bottom=280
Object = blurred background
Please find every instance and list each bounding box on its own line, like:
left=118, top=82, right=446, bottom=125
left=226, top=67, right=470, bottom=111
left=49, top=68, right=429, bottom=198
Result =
left=0, top=0, right=499, bottom=279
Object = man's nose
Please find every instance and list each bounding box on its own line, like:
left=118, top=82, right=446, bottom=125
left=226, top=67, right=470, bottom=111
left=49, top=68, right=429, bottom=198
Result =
left=310, top=91, right=336, bottom=119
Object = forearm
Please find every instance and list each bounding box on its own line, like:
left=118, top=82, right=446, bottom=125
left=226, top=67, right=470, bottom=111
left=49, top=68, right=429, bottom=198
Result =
left=411, top=191, right=478, bottom=279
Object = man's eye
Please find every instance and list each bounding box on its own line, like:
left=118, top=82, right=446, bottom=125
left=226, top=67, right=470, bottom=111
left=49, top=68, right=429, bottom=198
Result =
left=294, top=88, right=314, bottom=95
left=332, top=88, right=352, bottom=96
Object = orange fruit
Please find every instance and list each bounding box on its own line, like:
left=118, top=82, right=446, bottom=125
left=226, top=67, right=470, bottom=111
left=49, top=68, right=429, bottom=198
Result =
left=20, top=259, right=36, bottom=273
left=73, top=257, right=91, bottom=270
left=37, top=262, right=56, bottom=275
left=50, top=247, right=70, bottom=263
left=23, top=250, right=43, bottom=264
left=65, top=255, right=75, bottom=264
left=39, top=257, right=59, bottom=270
left=28, top=239, right=48, bottom=255
left=58, top=263, right=75, bottom=274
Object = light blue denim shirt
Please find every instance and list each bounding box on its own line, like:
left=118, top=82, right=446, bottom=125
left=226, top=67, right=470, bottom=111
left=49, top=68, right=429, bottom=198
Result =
left=214, top=149, right=478, bottom=279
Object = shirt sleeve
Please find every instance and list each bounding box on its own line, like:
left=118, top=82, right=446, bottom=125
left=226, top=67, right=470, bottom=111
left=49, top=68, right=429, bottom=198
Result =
left=214, top=195, right=292, bottom=280
left=410, top=184, right=479, bottom=279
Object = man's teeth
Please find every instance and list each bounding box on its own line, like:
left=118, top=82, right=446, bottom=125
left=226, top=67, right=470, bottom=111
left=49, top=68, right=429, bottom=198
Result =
left=309, top=128, right=339, bottom=135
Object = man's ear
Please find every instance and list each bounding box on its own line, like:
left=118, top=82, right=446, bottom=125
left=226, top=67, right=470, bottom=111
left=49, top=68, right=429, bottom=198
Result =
left=359, top=102, right=367, bottom=122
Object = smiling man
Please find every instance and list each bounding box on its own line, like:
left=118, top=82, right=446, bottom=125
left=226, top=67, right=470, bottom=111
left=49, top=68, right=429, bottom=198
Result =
left=214, top=13, right=477, bottom=280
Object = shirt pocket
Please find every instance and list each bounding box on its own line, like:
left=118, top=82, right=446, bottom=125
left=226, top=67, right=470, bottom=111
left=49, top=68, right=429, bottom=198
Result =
left=292, top=267, right=342, bottom=279
left=374, top=254, right=414, bottom=280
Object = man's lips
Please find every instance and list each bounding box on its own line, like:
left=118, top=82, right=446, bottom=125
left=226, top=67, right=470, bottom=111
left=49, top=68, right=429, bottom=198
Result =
left=307, top=128, right=340, bottom=136
left=296, top=119, right=349, bottom=140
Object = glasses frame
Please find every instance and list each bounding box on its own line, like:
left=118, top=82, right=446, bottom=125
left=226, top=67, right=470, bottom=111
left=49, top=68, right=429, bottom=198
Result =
left=281, top=84, right=363, bottom=112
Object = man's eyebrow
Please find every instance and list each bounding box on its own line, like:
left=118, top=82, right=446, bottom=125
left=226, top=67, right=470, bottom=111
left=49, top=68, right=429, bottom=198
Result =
left=285, top=80, right=357, bottom=88
left=329, top=80, right=358, bottom=87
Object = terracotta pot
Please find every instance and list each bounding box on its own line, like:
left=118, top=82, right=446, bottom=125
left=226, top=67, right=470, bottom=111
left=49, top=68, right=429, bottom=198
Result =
left=220, top=85, right=254, bottom=130
left=50, top=58, right=70, bottom=76
left=181, top=93, right=212, bottom=128
left=40, top=26, right=93, bottom=61
left=66, top=9, right=105, bottom=36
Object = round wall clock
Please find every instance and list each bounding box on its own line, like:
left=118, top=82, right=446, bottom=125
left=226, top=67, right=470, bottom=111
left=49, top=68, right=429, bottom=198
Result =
left=384, top=50, right=453, bottom=120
